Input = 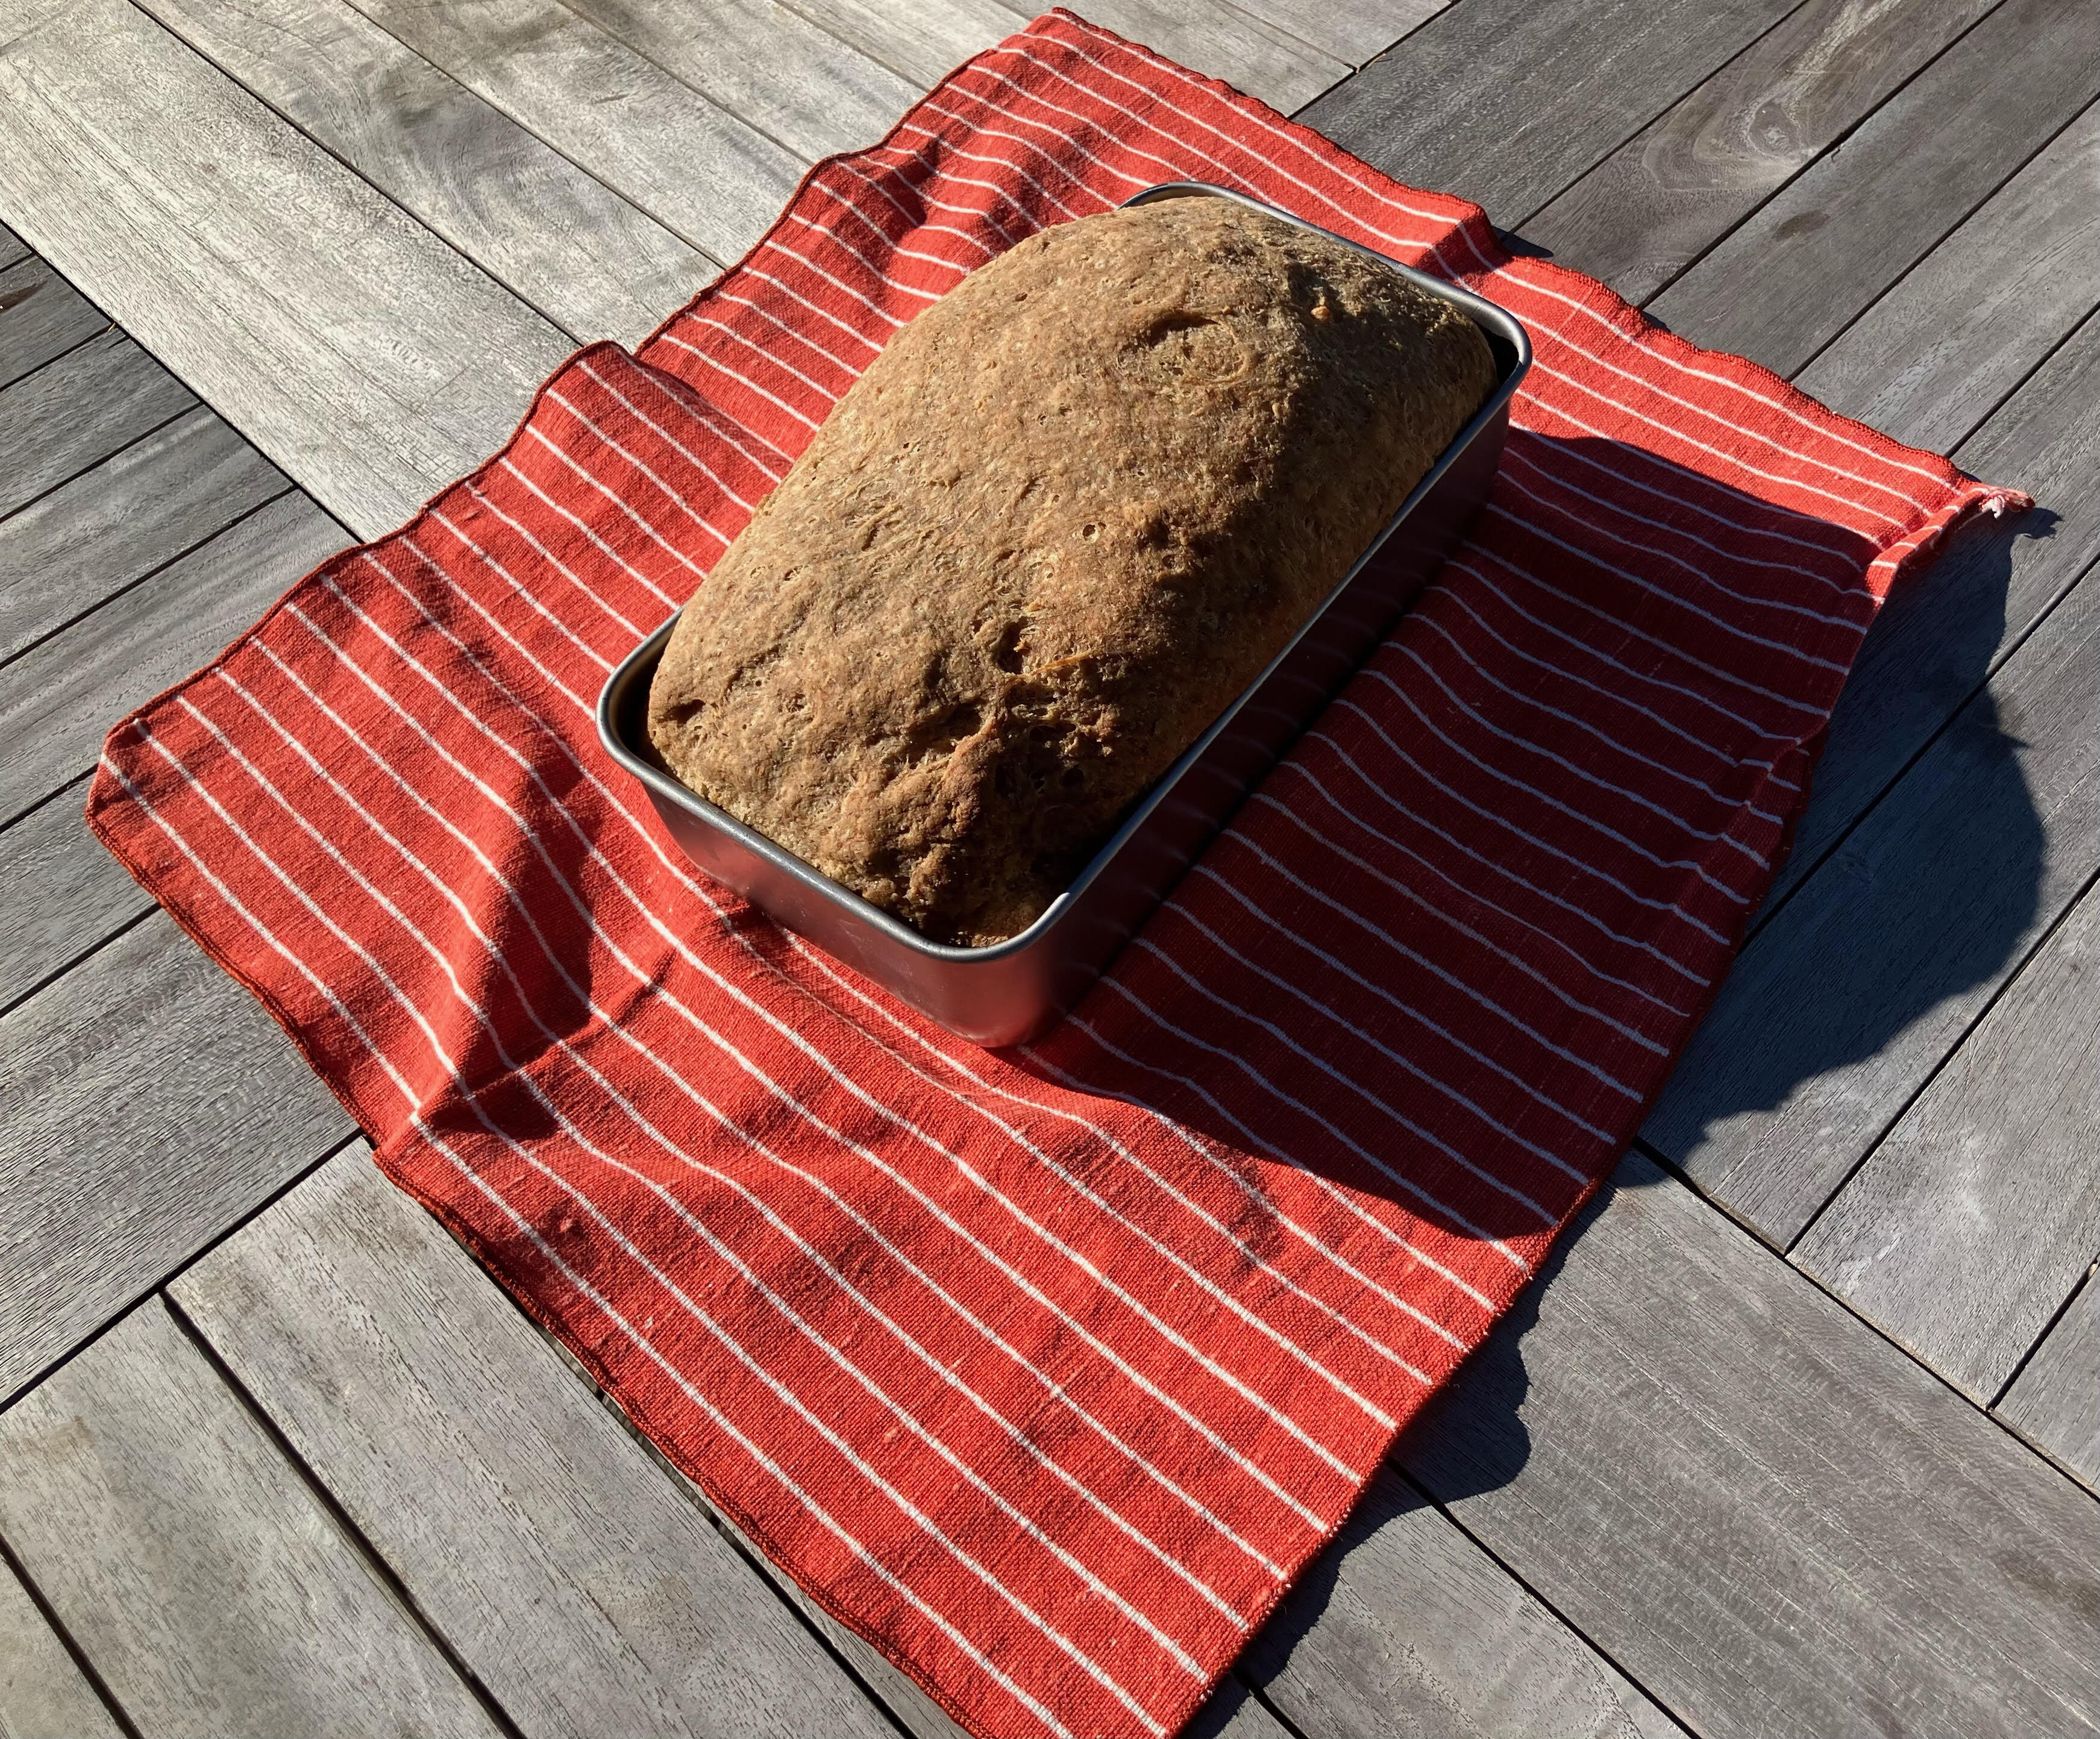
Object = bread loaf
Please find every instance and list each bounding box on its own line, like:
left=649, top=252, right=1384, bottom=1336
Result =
left=647, top=196, right=1497, bottom=945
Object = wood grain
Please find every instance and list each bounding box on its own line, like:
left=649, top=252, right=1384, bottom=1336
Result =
left=171, top=1147, right=920, bottom=1739
left=132, top=0, right=712, bottom=345
left=557, top=0, right=918, bottom=161
left=1218, top=0, right=1447, bottom=69
left=0, top=220, right=28, bottom=272
left=0, top=491, right=349, bottom=821
left=1246, top=1465, right=1681, bottom=1738
left=1522, top=0, right=1998, bottom=304
left=788, top=0, right=1009, bottom=89
left=0, top=255, right=105, bottom=391
left=0, top=0, right=571, bottom=538
left=0, top=785, right=151, bottom=1017
left=0, top=1552, right=124, bottom=1739
left=986, top=0, right=1352, bottom=113
left=1400, top=1152, right=2100, bottom=1739
left=0, top=329, right=197, bottom=521
left=0, top=1297, right=501, bottom=1737
left=1764, top=307, right=2100, bottom=914
left=1999, top=1270, right=2100, bottom=1487
left=336, top=0, right=801, bottom=266
left=1794, top=100, right=2100, bottom=456
left=1092, top=0, right=1350, bottom=113
left=1296, top=0, right=1802, bottom=229
left=0, top=913, right=348, bottom=1400
left=1647, top=0, right=2100, bottom=376
left=1793, top=874, right=2100, bottom=1401
left=0, top=406, right=289, bottom=664
left=1644, top=563, right=2100, bottom=1242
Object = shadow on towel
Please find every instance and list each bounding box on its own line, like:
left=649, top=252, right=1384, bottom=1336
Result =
left=1001, top=439, right=2048, bottom=1258
left=1636, top=502, right=2057, bottom=1203
left=1238, top=506, right=2057, bottom=1575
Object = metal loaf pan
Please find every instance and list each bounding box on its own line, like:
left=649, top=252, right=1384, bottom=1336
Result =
left=598, top=181, right=1531, bottom=1047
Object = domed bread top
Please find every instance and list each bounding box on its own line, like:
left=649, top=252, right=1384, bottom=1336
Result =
left=648, top=195, right=1497, bottom=946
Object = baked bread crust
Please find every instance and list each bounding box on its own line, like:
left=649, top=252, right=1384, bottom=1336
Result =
left=647, top=196, right=1497, bottom=945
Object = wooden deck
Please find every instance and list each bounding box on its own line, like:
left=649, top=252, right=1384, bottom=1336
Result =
left=0, top=0, right=2095, bottom=1731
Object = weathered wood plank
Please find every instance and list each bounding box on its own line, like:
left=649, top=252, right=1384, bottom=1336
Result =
left=736, top=0, right=1352, bottom=125
left=0, top=329, right=198, bottom=521
left=1793, top=101, right=2100, bottom=457
left=1220, top=0, right=1446, bottom=70
left=1766, top=309, right=2100, bottom=915
left=1520, top=0, right=1997, bottom=305
left=336, top=0, right=801, bottom=266
left=1646, top=0, right=2100, bottom=377
left=0, top=255, right=105, bottom=391
left=1793, top=874, right=2100, bottom=1402
left=0, top=492, right=349, bottom=822
left=0, top=406, right=289, bottom=664
left=0, top=0, right=570, bottom=538
left=988, top=0, right=1352, bottom=113
left=132, top=0, right=710, bottom=345
left=0, top=785, right=150, bottom=1017
left=0, top=220, right=29, bottom=272
left=0, top=1297, right=502, bottom=1737
left=0, top=1552, right=124, bottom=1739
left=787, top=0, right=1008, bottom=89
left=1999, top=1271, right=2100, bottom=1488
left=1245, top=1466, right=1682, bottom=1738
left=171, top=1147, right=920, bottom=1739
left=1644, top=562, right=2100, bottom=1243
left=1096, top=0, right=1351, bottom=113
left=1296, top=0, right=1801, bottom=228
left=557, top=0, right=917, bottom=161
left=1399, top=1152, right=2100, bottom=1739
left=0, top=914, right=348, bottom=1401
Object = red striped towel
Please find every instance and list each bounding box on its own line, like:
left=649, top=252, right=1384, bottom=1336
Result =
left=90, top=13, right=2023, bottom=1737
